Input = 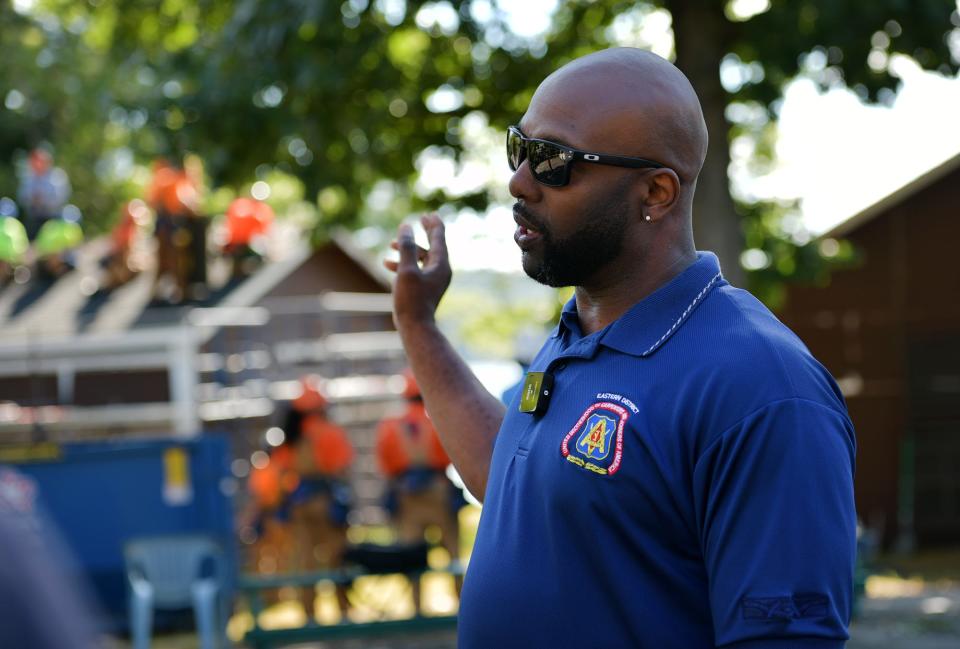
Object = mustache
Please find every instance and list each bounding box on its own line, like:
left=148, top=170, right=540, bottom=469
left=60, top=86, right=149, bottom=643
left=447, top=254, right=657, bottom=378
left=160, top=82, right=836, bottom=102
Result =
left=512, top=201, right=547, bottom=232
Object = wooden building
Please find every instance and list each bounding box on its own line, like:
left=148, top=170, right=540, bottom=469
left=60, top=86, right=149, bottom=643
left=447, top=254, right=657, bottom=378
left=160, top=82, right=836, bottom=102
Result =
left=778, top=152, right=960, bottom=549
left=0, top=229, right=409, bottom=524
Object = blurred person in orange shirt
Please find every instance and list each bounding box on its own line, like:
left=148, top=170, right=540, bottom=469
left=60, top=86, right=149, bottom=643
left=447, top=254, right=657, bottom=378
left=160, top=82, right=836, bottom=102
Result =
left=285, top=375, right=354, bottom=620
left=222, top=197, right=274, bottom=280
left=146, top=158, right=202, bottom=304
left=100, top=199, right=149, bottom=292
left=244, top=438, right=297, bottom=606
left=376, top=370, right=463, bottom=612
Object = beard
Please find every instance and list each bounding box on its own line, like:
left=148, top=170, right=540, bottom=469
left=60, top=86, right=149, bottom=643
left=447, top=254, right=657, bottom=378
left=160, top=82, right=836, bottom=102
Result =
left=517, top=183, right=632, bottom=288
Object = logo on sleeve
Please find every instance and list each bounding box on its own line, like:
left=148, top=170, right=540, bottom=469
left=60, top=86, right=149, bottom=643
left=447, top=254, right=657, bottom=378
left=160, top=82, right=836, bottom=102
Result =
left=561, top=401, right=629, bottom=475
left=741, top=593, right=830, bottom=620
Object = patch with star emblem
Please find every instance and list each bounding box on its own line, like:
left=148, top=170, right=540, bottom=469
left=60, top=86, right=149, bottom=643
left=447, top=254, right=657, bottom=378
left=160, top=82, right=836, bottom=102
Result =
left=560, top=401, right=629, bottom=475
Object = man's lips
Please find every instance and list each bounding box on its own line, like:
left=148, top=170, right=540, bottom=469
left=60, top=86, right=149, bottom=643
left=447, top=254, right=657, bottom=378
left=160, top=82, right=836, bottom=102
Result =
left=513, top=208, right=543, bottom=248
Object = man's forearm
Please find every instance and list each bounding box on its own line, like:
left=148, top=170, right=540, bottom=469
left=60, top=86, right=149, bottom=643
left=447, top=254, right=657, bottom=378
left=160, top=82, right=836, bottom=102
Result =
left=398, top=319, right=505, bottom=501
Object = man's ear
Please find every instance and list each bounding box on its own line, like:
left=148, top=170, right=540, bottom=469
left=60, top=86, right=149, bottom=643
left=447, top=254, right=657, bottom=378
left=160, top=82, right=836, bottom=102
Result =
left=643, top=169, right=680, bottom=222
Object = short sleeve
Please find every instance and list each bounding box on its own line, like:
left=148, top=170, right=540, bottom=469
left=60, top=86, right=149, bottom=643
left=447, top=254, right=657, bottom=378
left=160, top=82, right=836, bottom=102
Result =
left=693, top=398, right=856, bottom=648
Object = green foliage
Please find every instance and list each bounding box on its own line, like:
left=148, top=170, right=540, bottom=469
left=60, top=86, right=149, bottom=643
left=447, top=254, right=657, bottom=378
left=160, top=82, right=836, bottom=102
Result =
left=737, top=199, right=859, bottom=309
left=534, top=0, right=959, bottom=298
left=731, top=0, right=959, bottom=106
left=1, top=0, right=957, bottom=299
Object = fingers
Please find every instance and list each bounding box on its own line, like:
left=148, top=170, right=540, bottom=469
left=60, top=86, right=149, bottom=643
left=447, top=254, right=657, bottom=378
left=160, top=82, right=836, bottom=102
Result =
left=395, top=223, right=420, bottom=273
left=389, top=240, right=428, bottom=261
left=420, top=213, right=449, bottom=269
left=385, top=214, right=447, bottom=275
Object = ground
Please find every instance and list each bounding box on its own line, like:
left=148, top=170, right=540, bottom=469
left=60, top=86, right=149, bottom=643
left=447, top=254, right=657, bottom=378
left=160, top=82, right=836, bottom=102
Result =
left=847, top=548, right=960, bottom=649
left=107, top=549, right=960, bottom=649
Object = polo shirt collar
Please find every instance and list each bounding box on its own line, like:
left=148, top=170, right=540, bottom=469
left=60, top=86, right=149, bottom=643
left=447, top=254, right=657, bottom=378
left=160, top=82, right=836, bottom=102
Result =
left=553, top=252, right=724, bottom=358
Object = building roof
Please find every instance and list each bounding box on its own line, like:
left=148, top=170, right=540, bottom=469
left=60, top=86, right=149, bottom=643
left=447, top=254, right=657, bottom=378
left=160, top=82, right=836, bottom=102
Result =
left=824, top=150, right=960, bottom=239
left=0, top=225, right=397, bottom=435
left=0, top=226, right=389, bottom=343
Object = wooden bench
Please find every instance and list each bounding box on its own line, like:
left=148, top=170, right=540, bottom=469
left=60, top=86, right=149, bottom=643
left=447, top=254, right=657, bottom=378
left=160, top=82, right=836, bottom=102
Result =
left=238, top=562, right=464, bottom=648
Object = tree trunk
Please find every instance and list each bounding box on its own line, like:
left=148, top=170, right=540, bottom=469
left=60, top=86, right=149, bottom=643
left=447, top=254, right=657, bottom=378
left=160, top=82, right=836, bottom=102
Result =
left=667, top=0, right=745, bottom=287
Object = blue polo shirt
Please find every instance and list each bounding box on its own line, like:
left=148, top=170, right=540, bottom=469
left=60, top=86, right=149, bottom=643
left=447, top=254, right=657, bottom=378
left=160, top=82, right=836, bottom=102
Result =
left=458, top=253, right=856, bottom=648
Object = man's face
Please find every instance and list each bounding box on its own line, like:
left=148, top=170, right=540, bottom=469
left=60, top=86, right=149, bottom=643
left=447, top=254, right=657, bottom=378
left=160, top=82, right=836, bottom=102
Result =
left=514, top=178, right=633, bottom=287
left=509, top=80, right=644, bottom=288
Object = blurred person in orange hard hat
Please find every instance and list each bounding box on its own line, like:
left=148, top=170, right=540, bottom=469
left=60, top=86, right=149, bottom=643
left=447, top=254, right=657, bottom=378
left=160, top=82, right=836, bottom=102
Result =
left=285, top=375, right=354, bottom=620
left=376, top=369, right=464, bottom=613
left=222, top=196, right=274, bottom=280
left=147, top=157, right=203, bottom=304
left=99, top=199, right=150, bottom=292
left=243, top=436, right=298, bottom=607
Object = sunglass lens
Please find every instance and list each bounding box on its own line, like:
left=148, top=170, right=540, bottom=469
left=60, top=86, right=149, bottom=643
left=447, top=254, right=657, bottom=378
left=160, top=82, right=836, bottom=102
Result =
left=506, top=128, right=570, bottom=186
left=527, top=140, right=568, bottom=186
left=506, top=129, right=523, bottom=171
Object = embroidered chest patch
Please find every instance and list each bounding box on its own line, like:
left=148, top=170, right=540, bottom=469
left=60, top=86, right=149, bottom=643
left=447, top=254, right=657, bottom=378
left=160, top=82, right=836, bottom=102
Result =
left=561, top=401, right=629, bottom=475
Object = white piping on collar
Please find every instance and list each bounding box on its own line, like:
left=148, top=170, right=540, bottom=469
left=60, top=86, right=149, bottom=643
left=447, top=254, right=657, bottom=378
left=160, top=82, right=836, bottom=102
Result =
left=641, top=272, right=723, bottom=356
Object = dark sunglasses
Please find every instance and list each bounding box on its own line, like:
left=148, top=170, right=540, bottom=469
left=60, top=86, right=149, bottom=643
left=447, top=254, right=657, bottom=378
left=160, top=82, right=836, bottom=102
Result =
left=506, top=125, right=667, bottom=187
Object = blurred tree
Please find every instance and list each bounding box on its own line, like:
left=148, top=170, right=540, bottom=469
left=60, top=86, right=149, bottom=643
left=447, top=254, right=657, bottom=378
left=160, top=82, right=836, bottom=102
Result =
left=1, top=0, right=957, bottom=297
left=668, top=0, right=959, bottom=289
left=0, top=0, right=155, bottom=232
left=472, top=0, right=960, bottom=287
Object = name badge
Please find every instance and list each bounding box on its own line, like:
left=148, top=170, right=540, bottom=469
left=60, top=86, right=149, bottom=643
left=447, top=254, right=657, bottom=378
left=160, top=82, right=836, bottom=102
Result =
left=519, top=371, right=554, bottom=415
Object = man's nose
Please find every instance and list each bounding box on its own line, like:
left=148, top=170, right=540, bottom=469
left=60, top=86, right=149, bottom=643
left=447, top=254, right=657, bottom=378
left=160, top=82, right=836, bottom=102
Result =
left=508, top=159, right=543, bottom=203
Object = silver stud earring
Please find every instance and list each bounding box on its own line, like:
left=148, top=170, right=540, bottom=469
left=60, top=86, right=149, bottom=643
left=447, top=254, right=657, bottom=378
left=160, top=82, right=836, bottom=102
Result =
left=644, top=214, right=652, bottom=222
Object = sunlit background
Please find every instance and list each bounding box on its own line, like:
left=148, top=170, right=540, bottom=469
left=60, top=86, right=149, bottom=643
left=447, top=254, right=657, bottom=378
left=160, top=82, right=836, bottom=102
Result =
left=2, top=1, right=960, bottom=647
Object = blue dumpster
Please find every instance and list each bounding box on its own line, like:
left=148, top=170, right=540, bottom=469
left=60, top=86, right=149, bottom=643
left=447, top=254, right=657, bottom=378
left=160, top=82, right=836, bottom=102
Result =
left=4, top=434, right=236, bottom=632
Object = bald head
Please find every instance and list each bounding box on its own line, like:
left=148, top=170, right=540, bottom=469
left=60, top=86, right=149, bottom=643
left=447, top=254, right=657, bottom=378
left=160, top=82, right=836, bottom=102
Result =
left=533, top=48, right=708, bottom=190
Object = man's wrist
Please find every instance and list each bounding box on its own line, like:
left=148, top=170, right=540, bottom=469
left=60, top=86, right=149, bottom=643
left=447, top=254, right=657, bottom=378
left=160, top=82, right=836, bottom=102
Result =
left=395, top=313, right=441, bottom=337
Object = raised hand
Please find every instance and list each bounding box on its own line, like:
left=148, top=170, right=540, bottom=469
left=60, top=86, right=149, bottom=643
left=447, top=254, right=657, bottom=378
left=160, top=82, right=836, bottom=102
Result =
left=383, top=213, right=452, bottom=328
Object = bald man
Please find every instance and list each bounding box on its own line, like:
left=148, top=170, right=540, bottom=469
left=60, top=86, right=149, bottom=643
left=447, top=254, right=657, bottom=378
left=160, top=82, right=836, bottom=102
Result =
left=386, top=48, right=856, bottom=648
